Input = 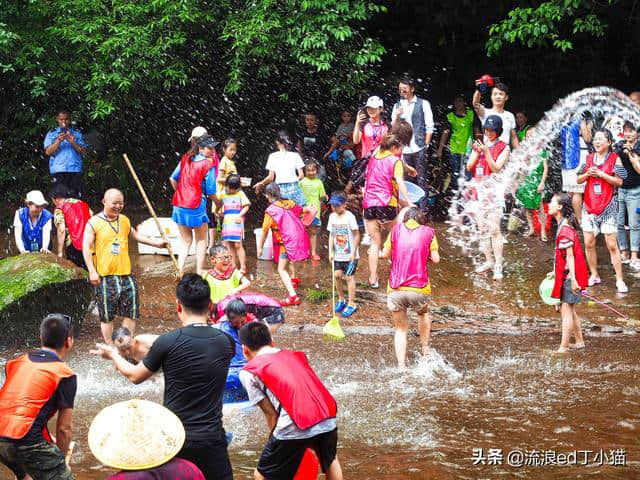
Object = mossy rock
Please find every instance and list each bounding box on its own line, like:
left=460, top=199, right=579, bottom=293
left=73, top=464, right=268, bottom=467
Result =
left=0, top=254, right=92, bottom=346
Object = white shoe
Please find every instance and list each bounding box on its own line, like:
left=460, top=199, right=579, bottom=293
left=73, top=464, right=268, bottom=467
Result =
left=475, top=261, right=494, bottom=274
left=616, top=280, right=629, bottom=293
left=493, top=263, right=503, bottom=280
left=621, top=257, right=631, bottom=265
left=361, top=234, right=372, bottom=246
left=588, top=275, right=601, bottom=287
left=629, top=259, right=640, bottom=271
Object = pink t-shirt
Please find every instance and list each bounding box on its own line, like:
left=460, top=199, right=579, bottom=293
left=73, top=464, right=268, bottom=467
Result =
left=360, top=120, right=388, bottom=159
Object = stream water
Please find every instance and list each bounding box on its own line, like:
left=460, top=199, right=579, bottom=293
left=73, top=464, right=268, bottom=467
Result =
left=1, top=222, right=639, bottom=479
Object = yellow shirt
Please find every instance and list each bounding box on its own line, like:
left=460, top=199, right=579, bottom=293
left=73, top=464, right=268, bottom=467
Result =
left=384, top=219, right=438, bottom=294
left=88, top=214, right=132, bottom=276
left=202, top=269, right=243, bottom=304
left=216, top=157, right=238, bottom=196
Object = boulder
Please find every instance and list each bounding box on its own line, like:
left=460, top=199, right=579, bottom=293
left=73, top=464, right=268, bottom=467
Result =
left=0, top=254, right=92, bottom=346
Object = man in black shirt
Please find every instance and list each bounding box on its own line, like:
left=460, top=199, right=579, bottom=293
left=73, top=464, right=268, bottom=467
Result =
left=91, top=274, right=235, bottom=480
left=0, top=314, right=76, bottom=480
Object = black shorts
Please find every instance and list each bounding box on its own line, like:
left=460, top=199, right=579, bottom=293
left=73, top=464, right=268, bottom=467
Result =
left=65, top=243, right=86, bottom=270
left=52, top=172, right=83, bottom=198
left=363, top=206, right=397, bottom=222
left=95, top=275, right=140, bottom=323
left=178, top=438, right=233, bottom=480
left=255, top=305, right=285, bottom=325
left=334, top=260, right=358, bottom=276
left=257, top=428, right=338, bottom=479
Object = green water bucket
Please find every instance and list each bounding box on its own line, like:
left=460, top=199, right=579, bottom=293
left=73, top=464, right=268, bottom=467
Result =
left=539, top=275, right=560, bottom=305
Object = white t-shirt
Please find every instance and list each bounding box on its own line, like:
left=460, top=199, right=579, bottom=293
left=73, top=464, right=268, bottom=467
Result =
left=480, top=108, right=516, bottom=146
left=238, top=346, right=337, bottom=440
left=326, top=211, right=359, bottom=261
left=265, top=151, right=305, bottom=184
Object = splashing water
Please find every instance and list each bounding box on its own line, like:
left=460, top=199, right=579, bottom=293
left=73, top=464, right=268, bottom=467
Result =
left=447, top=87, right=640, bottom=262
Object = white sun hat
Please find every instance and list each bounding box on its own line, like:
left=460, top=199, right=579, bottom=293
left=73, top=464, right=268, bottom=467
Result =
left=25, top=190, right=48, bottom=206
left=88, top=399, right=185, bottom=471
left=188, top=126, right=208, bottom=141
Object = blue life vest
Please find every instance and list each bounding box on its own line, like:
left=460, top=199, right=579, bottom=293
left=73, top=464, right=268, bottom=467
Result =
left=18, top=208, right=53, bottom=251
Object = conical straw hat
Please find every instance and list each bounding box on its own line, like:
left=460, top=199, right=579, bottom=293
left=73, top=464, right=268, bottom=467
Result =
left=88, top=399, right=185, bottom=471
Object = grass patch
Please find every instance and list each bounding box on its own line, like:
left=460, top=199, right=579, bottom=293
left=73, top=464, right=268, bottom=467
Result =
left=305, top=288, right=331, bottom=302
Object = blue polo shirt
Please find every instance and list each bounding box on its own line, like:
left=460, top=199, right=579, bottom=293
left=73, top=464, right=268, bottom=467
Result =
left=44, top=127, right=87, bottom=174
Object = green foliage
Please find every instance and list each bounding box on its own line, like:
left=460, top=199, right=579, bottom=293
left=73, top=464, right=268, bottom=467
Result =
left=305, top=288, right=331, bottom=302
left=487, top=0, right=618, bottom=56
left=1, top=0, right=385, bottom=119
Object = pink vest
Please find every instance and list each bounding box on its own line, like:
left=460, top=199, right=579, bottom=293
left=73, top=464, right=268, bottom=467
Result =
left=389, top=223, right=434, bottom=289
left=265, top=203, right=310, bottom=262
left=362, top=153, right=400, bottom=208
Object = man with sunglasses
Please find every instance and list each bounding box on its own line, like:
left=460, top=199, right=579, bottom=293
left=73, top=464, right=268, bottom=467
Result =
left=0, top=314, right=76, bottom=479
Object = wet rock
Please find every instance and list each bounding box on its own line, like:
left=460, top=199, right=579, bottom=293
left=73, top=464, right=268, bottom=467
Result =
left=601, top=325, right=624, bottom=334
left=0, top=254, right=92, bottom=346
left=434, top=305, right=464, bottom=316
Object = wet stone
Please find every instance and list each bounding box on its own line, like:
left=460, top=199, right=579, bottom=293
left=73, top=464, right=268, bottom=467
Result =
left=0, top=254, right=92, bottom=346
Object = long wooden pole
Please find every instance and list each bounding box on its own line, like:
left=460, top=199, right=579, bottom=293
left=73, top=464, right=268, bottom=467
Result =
left=122, top=153, right=180, bottom=275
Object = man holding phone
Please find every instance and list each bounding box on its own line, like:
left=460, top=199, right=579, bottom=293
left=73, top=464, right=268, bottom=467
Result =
left=44, top=110, right=87, bottom=198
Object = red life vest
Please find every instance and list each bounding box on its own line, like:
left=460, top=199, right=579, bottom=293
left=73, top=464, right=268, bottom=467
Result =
left=265, top=203, right=310, bottom=262
left=172, top=154, right=216, bottom=209
left=243, top=350, right=337, bottom=430
left=583, top=152, right=617, bottom=215
left=0, top=354, right=75, bottom=441
left=60, top=200, right=91, bottom=250
left=389, top=223, right=434, bottom=289
left=471, top=140, right=507, bottom=179
left=552, top=223, right=589, bottom=299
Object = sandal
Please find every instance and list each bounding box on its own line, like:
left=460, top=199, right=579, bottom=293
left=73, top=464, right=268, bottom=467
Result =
left=334, top=300, right=346, bottom=313
left=311, top=254, right=321, bottom=261
left=280, top=295, right=301, bottom=307
left=342, top=305, right=358, bottom=317
left=291, top=277, right=301, bottom=288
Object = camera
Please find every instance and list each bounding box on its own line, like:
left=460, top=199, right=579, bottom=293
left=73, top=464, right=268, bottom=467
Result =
left=475, top=74, right=499, bottom=94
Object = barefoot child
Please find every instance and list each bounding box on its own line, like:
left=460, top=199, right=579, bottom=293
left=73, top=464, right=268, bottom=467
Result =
left=217, top=174, right=250, bottom=273
left=201, top=244, right=250, bottom=308
left=258, top=183, right=310, bottom=306
left=299, top=161, right=328, bottom=260
left=548, top=193, right=589, bottom=353
left=327, top=192, right=360, bottom=317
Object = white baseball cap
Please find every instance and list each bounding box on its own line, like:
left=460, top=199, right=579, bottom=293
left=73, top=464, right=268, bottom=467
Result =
left=365, top=96, right=384, bottom=109
left=188, top=126, right=208, bottom=142
left=25, top=190, right=48, bottom=206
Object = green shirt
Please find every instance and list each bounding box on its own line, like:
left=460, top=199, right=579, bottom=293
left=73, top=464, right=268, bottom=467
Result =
left=299, top=177, right=326, bottom=220
left=446, top=109, right=474, bottom=154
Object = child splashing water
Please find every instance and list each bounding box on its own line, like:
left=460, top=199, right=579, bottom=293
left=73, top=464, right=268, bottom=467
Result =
left=216, top=174, right=250, bottom=273
left=548, top=193, right=589, bottom=353
left=258, top=183, right=311, bottom=306
left=299, top=161, right=328, bottom=260
left=466, top=115, right=511, bottom=280
left=202, top=243, right=251, bottom=309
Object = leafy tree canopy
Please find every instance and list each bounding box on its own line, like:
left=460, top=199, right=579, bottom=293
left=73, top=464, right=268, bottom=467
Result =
left=0, top=0, right=386, bottom=118
left=486, top=0, right=622, bottom=55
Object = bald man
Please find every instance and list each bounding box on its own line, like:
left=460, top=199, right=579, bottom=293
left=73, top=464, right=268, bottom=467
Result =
left=630, top=91, right=640, bottom=107
left=82, top=189, right=167, bottom=343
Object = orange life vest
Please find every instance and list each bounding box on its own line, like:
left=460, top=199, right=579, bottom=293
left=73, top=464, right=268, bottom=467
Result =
left=0, top=354, right=75, bottom=441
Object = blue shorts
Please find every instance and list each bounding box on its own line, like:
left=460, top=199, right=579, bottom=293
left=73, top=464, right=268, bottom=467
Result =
left=310, top=217, right=321, bottom=227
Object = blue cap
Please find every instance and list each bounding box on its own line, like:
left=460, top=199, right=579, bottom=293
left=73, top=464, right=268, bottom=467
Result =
left=328, top=193, right=346, bottom=206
